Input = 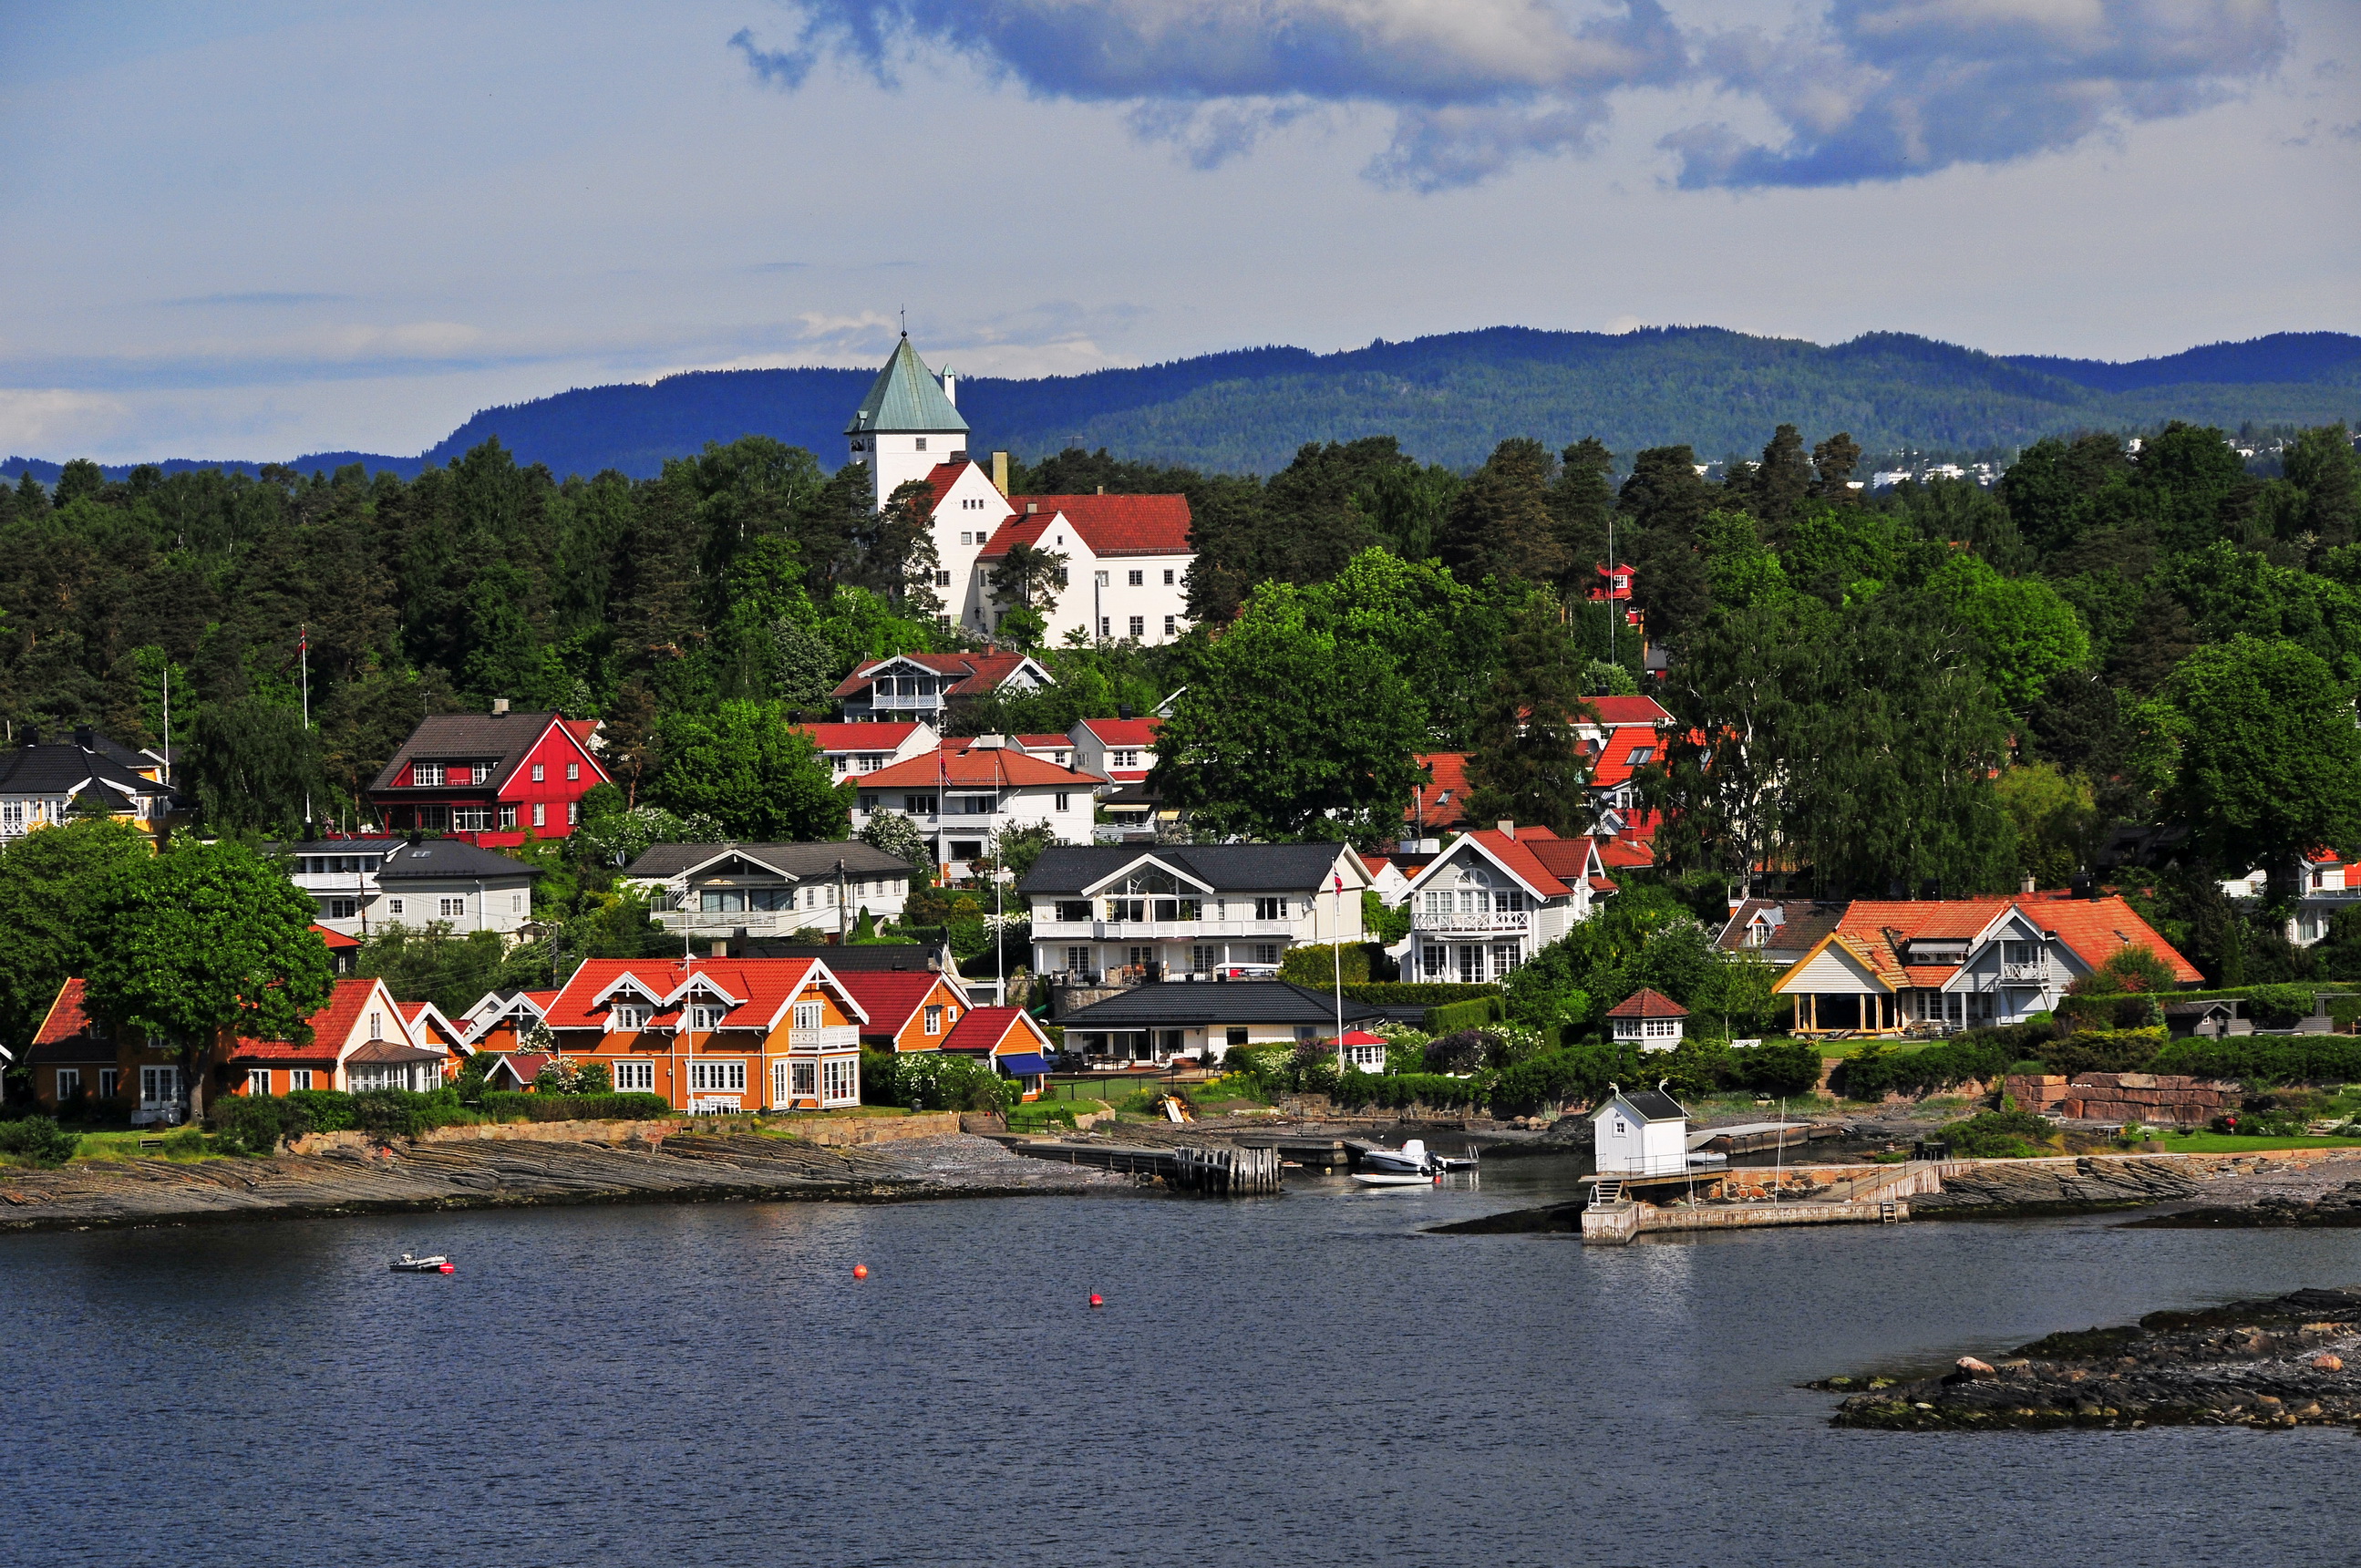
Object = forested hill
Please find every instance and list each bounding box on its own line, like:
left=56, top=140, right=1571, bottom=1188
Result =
left=10, top=328, right=2358, bottom=483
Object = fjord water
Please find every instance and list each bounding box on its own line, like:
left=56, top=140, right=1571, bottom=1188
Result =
left=4, top=1161, right=2354, bottom=1568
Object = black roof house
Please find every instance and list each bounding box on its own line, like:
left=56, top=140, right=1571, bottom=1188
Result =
left=0, top=727, right=175, bottom=820
left=1017, top=843, right=1359, bottom=896
left=1057, top=981, right=1411, bottom=1029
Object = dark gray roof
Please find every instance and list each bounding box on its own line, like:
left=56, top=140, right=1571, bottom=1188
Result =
left=373, top=839, right=542, bottom=881
left=366, top=710, right=589, bottom=794
left=1614, top=1088, right=1687, bottom=1122
left=1715, top=899, right=1842, bottom=955
left=278, top=837, right=402, bottom=858
left=1058, top=981, right=1389, bottom=1028
left=1018, top=843, right=1349, bottom=896
left=622, top=841, right=913, bottom=882
left=0, top=738, right=171, bottom=799
left=737, top=942, right=947, bottom=972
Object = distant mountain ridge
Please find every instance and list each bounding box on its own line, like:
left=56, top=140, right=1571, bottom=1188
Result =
left=10, top=326, right=2357, bottom=484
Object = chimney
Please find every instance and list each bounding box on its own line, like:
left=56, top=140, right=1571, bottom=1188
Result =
left=992, top=451, right=1009, bottom=494
left=1498, top=820, right=1515, bottom=839
left=2019, top=872, right=2036, bottom=895
left=491, top=697, right=510, bottom=716
left=1026, top=501, right=1037, bottom=514
left=1097, top=484, right=1105, bottom=495
left=940, top=367, right=956, bottom=407
left=74, top=725, right=95, bottom=751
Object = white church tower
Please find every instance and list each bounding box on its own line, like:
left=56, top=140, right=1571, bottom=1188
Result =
left=845, top=334, right=970, bottom=511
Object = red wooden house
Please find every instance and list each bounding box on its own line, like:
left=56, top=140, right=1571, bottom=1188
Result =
left=366, top=706, right=608, bottom=847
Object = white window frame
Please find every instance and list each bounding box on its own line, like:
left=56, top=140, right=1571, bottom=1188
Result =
left=289, top=1069, right=314, bottom=1091
left=55, top=1068, right=81, bottom=1099
left=688, top=1059, right=747, bottom=1093
left=245, top=1068, right=271, bottom=1096
left=822, top=1057, right=859, bottom=1104
left=98, top=1068, right=119, bottom=1099
left=439, top=896, right=466, bottom=918
left=412, top=762, right=444, bottom=787
left=923, top=1005, right=943, bottom=1036
left=531, top=763, right=545, bottom=782
left=793, top=1001, right=824, bottom=1032
left=688, top=1003, right=726, bottom=1031
left=611, top=1003, right=651, bottom=1031
left=791, top=1060, right=817, bottom=1097
left=387, top=897, right=405, bottom=917
left=613, top=1060, right=655, bottom=1092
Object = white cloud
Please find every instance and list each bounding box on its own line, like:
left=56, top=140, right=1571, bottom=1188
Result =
left=0, top=390, right=130, bottom=454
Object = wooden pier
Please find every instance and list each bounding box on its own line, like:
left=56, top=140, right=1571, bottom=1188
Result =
left=1002, top=1139, right=1282, bottom=1194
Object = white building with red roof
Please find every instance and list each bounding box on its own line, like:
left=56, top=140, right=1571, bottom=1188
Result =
left=1606, top=987, right=1688, bottom=1050
left=1397, top=823, right=1616, bottom=984
left=796, top=720, right=940, bottom=780
left=851, top=737, right=1104, bottom=876
left=1068, top=716, right=1160, bottom=786
left=831, top=650, right=1052, bottom=725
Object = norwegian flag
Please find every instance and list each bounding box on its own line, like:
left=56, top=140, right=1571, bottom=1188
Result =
left=1624, top=608, right=1644, bottom=626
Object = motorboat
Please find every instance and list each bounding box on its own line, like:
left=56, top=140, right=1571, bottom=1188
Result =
left=1351, top=1170, right=1439, bottom=1187
left=390, top=1253, right=453, bottom=1274
left=1356, top=1139, right=1438, bottom=1177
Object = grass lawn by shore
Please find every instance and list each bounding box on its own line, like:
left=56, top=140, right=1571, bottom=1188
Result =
left=69, top=1129, right=229, bottom=1162
left=2144, top=1131, right=2361, bottom=1154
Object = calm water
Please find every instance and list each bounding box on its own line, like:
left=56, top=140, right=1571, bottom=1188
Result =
left=5, top=1159, right=2357, bottom=1568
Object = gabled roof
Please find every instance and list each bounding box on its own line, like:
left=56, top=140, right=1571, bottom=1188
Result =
left=1586, top=727, right=1662, bottom=789
left=1715, top=899, right=1841, bottom=954
left=621, top=841, right=913, bottom=882
left=2034, top=896, right=2204, bottom=984
left=1583, top=696, right=1673, bottom=727
left=1074, top=717, right=1161, bottom=748
left=0, top=738, right=172, bottom=800
left=845, top=336, right=968, bottom=436
left=978, top=494, right=1193, bottom=560
left=1058, top=981, right=1397, bottom=1028
left=374, top=838, right=542, bottom=881
left=1017, top=843, right=1366, bottom=896
left=309, top=923, right=362, bottom=951
left=737, top=942, right=948, bottom=972
left=544, top=956, right=864, bottom=1032
left=854, top=745, right=1105, bottom=791
left=35, top=978, right=95, bottom=1047
left=830, top=651, right=1047, bottom=701
left=920, top=460, right=994, bottom=512
left=798, top=722, right=933, bottom=752
left=1404, top=828, right=1572, bottom=902
left=940, top=1006, right=1049, bottom=1054
left=831, top=969, right=968, bottom=1037
left=1407, top=753, right=1469, bottom=830
left=366, top=710, right=606, bottom=795
left=1607, top=1087, right=1687, bottom=1123
left=1015, top=734, right=1071, bottom=753
left=233, top=977, right=398, bottom=1060
left=1607, top=987, right=1687, bottom=1019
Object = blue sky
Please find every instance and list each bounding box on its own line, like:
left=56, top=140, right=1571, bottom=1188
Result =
left=2, top=0, right=2356, bottom=462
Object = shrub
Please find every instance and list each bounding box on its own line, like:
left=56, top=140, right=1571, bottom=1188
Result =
left=284, top=1088, right=356, bottom=1131
left=1939, top=1109, right=2055, bottom=1159
left=2244, top=985, right=2321, bottom=1029
left=2043, top=1027, right=2163, bottom=1079
left=159, top=1129, right=209, bottom=1159
left=1331, top=1068, right=1488, bottom=1111
left=1425, top=995, right=1506, bottom=1035
left=2153, top=1034, right=2361, bottom=1087
left=1836, top=1028, right=2033, bottom=1100
left=0, top=1116, right=80, bottom=1166
left=479, top=1091, right=677, bottom=1122
left=209, top=1096, right=314, bottom=1155
left=861, top=1051, right=1017, bottom=1113
left=1278, top=943, right=1372, bottom=986
left=1006, top=1101, right=1078, bottom=1132
left=1490, top=1041, right=1641, bottom=1114
left=1731, top=1038, right=1822, bottom=1097
left=1424, top=1030, right=1492, bottom=1075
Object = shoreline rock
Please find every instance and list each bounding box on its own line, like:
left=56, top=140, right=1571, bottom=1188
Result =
left=1819, top=1286, right=2361, bottom=1430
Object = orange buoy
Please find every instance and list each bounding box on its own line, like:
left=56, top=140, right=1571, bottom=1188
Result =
left=1088, top=1293, right=1104, bottom=1308
left=853, top=1264, right=869, bottom=1279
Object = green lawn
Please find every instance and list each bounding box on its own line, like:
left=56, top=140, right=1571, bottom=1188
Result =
left=68, top=1129, right=228, bottom=1162
left=2144, top=1131, right=2361, bottom=1155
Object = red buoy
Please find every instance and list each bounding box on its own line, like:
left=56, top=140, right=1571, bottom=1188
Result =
left=853, top=1264, right=869, bottom=1280
left=438, top=1263, right=454, bottom=1274
left=1088, top=1293, right=1104, bottom=1308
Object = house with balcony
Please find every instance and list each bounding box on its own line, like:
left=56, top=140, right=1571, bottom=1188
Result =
left=366, top=705, right=608, bottom=845
left=1055, top=981, right=1409, bottom=1070
left=2225, top=851, right=2361, bottom=948
left=851, top=738, right=1102, bottom=877
left=539, top=955, right=868, bottom=1112
left=282, top=836, right=541, bottom=940
left=1772, top=893, right=2200, bottom=1038
left=619, top=841, right=914, bottom=943
left=1069, top=716, right=1164, bottom=827
left=796, top=721, right=941, bottom=781
left=0, top=727, right=178, bottom=846
left=1018, top=843, right=1374, bottom=985
left=831, top=651, right=1051, bottom=725
left=456, top=987, right=557, bottom=1051
left=1715, top=899, right=1842, bottom=967
left=1397, top=824, right=1616, bottom=984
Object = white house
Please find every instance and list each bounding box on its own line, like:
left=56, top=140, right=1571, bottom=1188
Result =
left=2226, top=852, right=2361, bottom=947
left=845, top=334, right=970, bottom=513
left=282, top=837, right=542, bottom=941
left=830, top=651, right=1050, bottom=726
left=1591, top=1085, right=1690, bottom=1177
left=1607, top=988, right=1687, bottom=1051
left=1068, top=716, right=1160, bottom=786
left=619, top=841, right=918, bottom=941
left=851, top=738, right=1103, bottom=878
left=1397, top=824, right=1614, bottom=984
left=795, top=721, right=941, bottom=781
left=1018, top=842, right=1373, bottom=983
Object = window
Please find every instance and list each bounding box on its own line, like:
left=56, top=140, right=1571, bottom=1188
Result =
left=822, top=1057, right=858, bottom=1102
left=368, top=1010, right=385, bottom=1039
left=960, top=531, right=974, bottom=545
left=924, top=1005, right=944, bottom=1035
left=791, top=1060, right=817, bottom=1097
left=412, top=762, right=444, bottom=787
left=387, top=897, right=405, bottom=916
left=1128, top=569, right=1143, bottom=586
left=1627, top=747, right=1654, bottom=765
left=612, top=1003, right=651, bottom=1030
left=324, top=897, right=358, bottom=921
left=1094, top=571, right=1109, bottom=587
left=688, top=1060, right=747, bottom=1092
left=97, top=1068, right=119, bottom=1099
left=499, top=803, right=518, bottom=829
left=1252, top=944, right=1279, bottom=965
left=1498, top=890, right=1527, bottom=913
left=1128, top=946, right=1154, bottom=968
left=903, top=794, right=938, bottom=814
left=1613, top=1118, right=1628, bottom=1138
left=418, top=806, right=449, bottom=832
left=1226, top=1026, right=1249, bottom=1047
left=1644, top=1016, right=1678, bottom=1038
left=533, top=802, right=547, bottom=828
left=140, top=1066, right=181, bottom=1105
left=1055, top=567, right=1068, bottom=587
left=614, top=1060, right=655, bottom=1092
left=1107, top=897, right=1144, bottom=922
left=452, top=807, right=492, bottom=831
left=1066, top=947, right=1092, bottom=973
left=1163, top=569, right=1175, bottom=585
left=511, top=892, right=525, bottom=913
left=439, top=897, right=466, bottom=918
left=1128, top=616, right=1144, bottom=638
left=1055, top=792, right=1070, bottom=811
left=914, top=437, right=927, bottom=451
left=1421, top=944, right=1446, bottom=979
left=531, top=763, right=545, bottom=782
left=688, top=1004, right=726, bottom=1031
left=1492, top=941, right=1521, bottom=975
left=793, top=1002, right=824, bottom=1032
left=1164, top=615, right=1176, bottom=636
left=936, top=570, right=952, bottom=588
left=245, top=1068, right=272, bottom=1097
left=1254, top=896, right=1285, bottom=921
left=567, top=801, right=580, bottom=825
left=55, top=1068, right=81, bottom=1100
left=950, top=840, right=983, bottom=861
left=1111, top=749, right=1139, bottom=769
left=1191, top=945, right=1218, bottom=972
left=289, top=1069, right=313, bottom=1091
left=566, top=762, right=581, bottom=781
left=1098, top=617, right=1110, bottom=638
left=1458, top=946, right=1485, bottom=983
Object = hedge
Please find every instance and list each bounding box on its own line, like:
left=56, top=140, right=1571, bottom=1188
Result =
left=2151, top=1035, right=2361, bottom=1086
left=1330, top=1069, right=1489, bottom=1111
left=1425, top=995, right=1507, bottom=1034
left=1278, top=943, right=1375, bottom=986
left=1338, top=983, right=1499, bottom=1006
left=1835, top=1029, right=2032, bottom=1100
left=480, top=1091, right=677, bottom=1122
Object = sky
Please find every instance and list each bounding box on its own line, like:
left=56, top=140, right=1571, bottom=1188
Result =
left=2, top=0, right=2356, bottom=463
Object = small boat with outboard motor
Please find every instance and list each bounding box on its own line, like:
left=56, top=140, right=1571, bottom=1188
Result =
left=390, top=1253, right=453, bottom=1274
left=1350, top=1139, right=1479, bottom=1186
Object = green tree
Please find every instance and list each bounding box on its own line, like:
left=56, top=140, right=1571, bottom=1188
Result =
left=1463, top=598, right=1597, bottom=837
left=2283, top=423, right=2360, bottom=547
left=1923, top=550, right=2090, bottom=712
left=0, top=818, right=153, bottom=1062
left=2160, top=636, right=2361, bottom=883
left=1440, top=438, right=1566, bottom=584
left=1995, top=762, right=2098, bottom=889
left=187, top=696, right=325, bottom=835
left=987, top=541, right=1068, bottom=615
left=83, top=841, right=335, bottom=1119
left=650, top=701, right=850, bottom=841
left=859, top=810, right=934, bottom=879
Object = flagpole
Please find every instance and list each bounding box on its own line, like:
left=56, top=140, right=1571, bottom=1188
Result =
left=1331, top=870, right=1345, bottom=1068
left=301, top=624, right=312, bottom=830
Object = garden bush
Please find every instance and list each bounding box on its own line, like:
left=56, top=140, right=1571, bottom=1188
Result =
left=1836, top=1026, right=2039, bottom=1100
left=350, top=1088, right=476, bottom=1138
left=208, top=1096, right=314, bottom=1155
left=479, top=1091, right=676, bottom=1122
left=1331, top=1069, right=1489, bottom=1111
left=1729, top=1038, right=1822, bottom=1097
left=1425, top=995, right=1507, bottom=1035
left=1335, top=983, right=1498, bottom=1007
left=1278, top=943, right=1373, bottom=986
left=2042, top=1027, right=2163, bottom=1079
left=2153, top=1034, right=2361, bottom=1087
left=0, top=1116, right=80, bottom=1166
left=1938, top=1109, right=2056, bottom=1159
left=1490, top=1041, right=1639, bottom=1114
left=284, top=1088, right=356, bottom=1131
left=861, top=1050, right=1017, bottom=1113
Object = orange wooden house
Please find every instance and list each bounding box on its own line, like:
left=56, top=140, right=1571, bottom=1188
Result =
left=830, top=968, right=974, bottom=1053
left=939, top=1006, right=1057, bottom=1099
left=540, top=956, right=868, bottom=1112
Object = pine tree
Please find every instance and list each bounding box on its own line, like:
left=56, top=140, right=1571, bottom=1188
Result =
left=1440, top=438, right=1566, bottom=583
left=1748, top=424, right=1813, bottom=537
left=1463, top=598, right=1597, bottom=837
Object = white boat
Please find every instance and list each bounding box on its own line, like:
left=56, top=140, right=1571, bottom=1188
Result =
left=390, top=1253, right=452, bottom=1274
left=1351, top=1170, right=1439, bottom=1187
left=1356, top=1138, right=1438, bottom=1177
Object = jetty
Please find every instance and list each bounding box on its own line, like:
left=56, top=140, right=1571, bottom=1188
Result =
left=1579, top=1160, right=1949, bottom=1243
left=998, top=1138, right=1283, bottom=1193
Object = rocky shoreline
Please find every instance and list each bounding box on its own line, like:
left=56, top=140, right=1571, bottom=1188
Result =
left=0, top=1131, right=1133, bottom=1233
left=1820, top=1286, right=2361, bottom=1430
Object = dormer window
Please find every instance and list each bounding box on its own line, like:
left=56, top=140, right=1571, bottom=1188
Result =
left=687, top=1004, right=725, bottom=1031
left=412, top=763, right=444, bottom=787
left=612, top=1003, right=651, bottom=1030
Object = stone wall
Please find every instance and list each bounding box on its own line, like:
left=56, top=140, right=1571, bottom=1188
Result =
left=2003, top=1071, right=2236, bottom=1125
left=290, top=1111, right=959, bottom=1156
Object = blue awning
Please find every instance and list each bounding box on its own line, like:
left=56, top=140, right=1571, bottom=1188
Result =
left=996, top=1053, right=1049, bottom=1077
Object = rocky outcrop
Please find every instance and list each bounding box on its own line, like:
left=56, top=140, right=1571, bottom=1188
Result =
left=1821, top=1286, right=2361, bottom=1430
left=1911, top=1155, right=2201, bottom=1212
left=2129, top=1179, right=2361, bottom=1228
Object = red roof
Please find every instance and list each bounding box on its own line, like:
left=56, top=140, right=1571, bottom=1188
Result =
left=979, top=493, right=1192, bottom=559
left=1077, top=717, right=1160, bottom=748
left=1606, top=986, right=1688, bottom=1019
left=35, top=978, right=92, bottom=1046
left=855, top=744, right=1104, bottom=790
left=1521, top=834, right=1597, bottom=887
left=920, top=460, right=983, bottom=512
left=309, top=923, right=361, bottom=951
left=1016, top=734, right=1071, bottom=752
left=232, top=977, right=390, bottom=1060
left=1588, top=727, right=1663, bottom=789
left=832, top=970, right=963, bottom=1037
left=1831, top=896, right=2201, bottom=985
left=541, top=956, right=851, bottom=1033
left=1407, top=752, right=1470, bottom=830
left=1432, top=827, right=1572, bottom=900
left=1585, top=696, right=1673, bottom=727
left=1336, top=1028, right=1388, bottom=1046
left=1598, top=837, right=1655, bottom=869
left=799, top=722, right=930, bottom=752
left=830, top=651, right=1040, bottom=701
left=940, top=1006, right=1047, bottom=1054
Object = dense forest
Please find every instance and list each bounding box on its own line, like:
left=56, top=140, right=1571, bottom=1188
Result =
left=11, top=327, right=2357, bottom=483
left=6, top=407, right=2361, bottom=994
